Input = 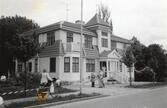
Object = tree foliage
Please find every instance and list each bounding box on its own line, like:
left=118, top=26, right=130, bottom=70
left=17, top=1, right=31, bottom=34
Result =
left=130, top=37, right=167, bottom=81
left=0, top=15, right=39, bottom=76
left=16, top=33, right=39, bottom=63
left=145, top=44, right=167, bottom=81
left=122, top=46, right=136, bottom=67
left=131, top=36, right=146, bottom=70
left=122, top=46, right=136, bottom=86
left=98, top=3, right=113, bottom=33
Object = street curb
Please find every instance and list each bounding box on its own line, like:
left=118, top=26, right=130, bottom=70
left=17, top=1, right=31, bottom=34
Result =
left=26, top=94, right=108, bottom=108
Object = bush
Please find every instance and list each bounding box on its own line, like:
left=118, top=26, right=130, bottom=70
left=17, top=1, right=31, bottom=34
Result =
left=0, top=80, right=13, bottom=88
left=15, top=72, right=41, bottom=88
left=135, top=67, right=154, bottom=81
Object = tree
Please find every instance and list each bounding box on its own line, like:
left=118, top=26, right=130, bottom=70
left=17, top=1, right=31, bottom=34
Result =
left=15, top=32, right=39, bottom=96
left=131, top=36, right=146, bottom=70
left=145, top=44, right=167, bottom=81
left=98, top=3, right=113, bottom=33
left=0, top=15, right=39, bottom=76
left=122, top=46, right=136, bottom=86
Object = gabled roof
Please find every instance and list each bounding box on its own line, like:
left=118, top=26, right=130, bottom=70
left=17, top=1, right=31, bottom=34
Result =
left=39, top=40, right=65, bottom=57
left=83, top=45, right=99, bottom=58
left=111, top=34, right=131, bottom=44
left=85, top=14, right=110, bottom=27
left=100, top=50, right=113, bottom=58
left=100, top=49, right=124, bottom=58
left=22, top=21, right=97, bottom=37
left=61, top=21, right=96, bottom=36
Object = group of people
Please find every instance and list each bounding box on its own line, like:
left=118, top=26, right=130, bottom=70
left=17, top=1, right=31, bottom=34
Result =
left=90, top=70, right=106, bottom=88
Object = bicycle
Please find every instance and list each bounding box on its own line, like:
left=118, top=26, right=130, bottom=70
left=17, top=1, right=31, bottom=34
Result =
left=37, top=78, right=57, bottom=100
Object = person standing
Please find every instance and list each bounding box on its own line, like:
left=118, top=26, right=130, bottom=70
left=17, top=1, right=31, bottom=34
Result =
left=98, top=70, right=105, bottom=88
left=40, top=69, right=53, bottom=87
left=90, top=73, right=96, bottom=87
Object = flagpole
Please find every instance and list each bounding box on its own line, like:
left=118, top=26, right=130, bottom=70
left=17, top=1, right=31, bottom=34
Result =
left=80, top=0, right=83, bottom=94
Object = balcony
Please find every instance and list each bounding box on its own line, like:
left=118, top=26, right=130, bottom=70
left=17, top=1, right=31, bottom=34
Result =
left=65, top=42, right=80, bottom=52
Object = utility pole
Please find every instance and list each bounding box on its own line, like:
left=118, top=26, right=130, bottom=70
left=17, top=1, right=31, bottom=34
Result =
left=80, top=0, right=83, bottom=94
left=66, top=0, right=69, bottom=21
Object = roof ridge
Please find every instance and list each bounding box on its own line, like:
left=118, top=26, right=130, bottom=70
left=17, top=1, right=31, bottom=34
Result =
left=85, top=14, right=110, bottom=27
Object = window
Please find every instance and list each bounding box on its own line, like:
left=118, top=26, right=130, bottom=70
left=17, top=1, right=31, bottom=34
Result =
left=28, top=62, right=32, bottom=72
left=117, top=61, right=119, bottom=72
left=64, top=57, right=70, bottom=72
left=35, top=59, right=38, bottom=72
left=108, top=61, right=110, bottom=71
left=101, top=31, right=108, bottom=36
left=111, top=41, right=116, bottom=49
left=50, top=57, right=56, bottom=72
left=85, top=36, right=92, bottom=49
left=18, top=64, right=22, bottom=72
left=101, top=38, right=108, bottom=47
left=47, top=31, right=55, bottom=46
left=72, top=57, right=79, bottom=72
left=67, top=32, right=73, bottom=42
left=39, top=34, right=47, bottom=43
left=86, top=59, right=95, bottom=72
left=120, top=62, right=122, bottom=72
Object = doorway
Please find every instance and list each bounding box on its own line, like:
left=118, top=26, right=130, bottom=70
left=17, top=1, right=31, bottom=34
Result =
left=100, top=61, right=107, bottom=77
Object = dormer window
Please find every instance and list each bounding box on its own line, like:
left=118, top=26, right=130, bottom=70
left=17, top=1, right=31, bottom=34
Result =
left=67, top=32, right=73, bottom=42
left=101, top=31, right=108, bottom=36
left=47, top=31, right=55, bottom=46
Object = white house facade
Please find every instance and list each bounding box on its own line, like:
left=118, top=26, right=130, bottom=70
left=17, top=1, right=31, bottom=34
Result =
left=16, top=14, right=134, bottom=83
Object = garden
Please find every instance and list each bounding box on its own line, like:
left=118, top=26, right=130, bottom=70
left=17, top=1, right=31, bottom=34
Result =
left=0, top=73, right=75, bottom=100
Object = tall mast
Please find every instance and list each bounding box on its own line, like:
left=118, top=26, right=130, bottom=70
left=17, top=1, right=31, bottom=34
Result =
left=80, top=0, right=83, bottom=94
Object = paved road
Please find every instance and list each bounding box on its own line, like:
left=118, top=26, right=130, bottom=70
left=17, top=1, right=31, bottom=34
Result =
left=47, top=87, right=167, bottom=108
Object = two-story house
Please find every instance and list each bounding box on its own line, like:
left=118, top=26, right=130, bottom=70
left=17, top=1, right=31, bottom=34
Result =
left=16, top=14, right=134, bottom=83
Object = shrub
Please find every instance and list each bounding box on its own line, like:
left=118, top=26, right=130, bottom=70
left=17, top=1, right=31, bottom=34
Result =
left=16, top=72, right=41, bottom=88
left=0, top=80, right=13, bottom=88
left=135, top=67, right=154, bottom=81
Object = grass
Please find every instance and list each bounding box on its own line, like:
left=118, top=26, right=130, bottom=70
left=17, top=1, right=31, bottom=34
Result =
left=5, top=93, right=100, bottom=108
left=125, top=82, right=167, bottom=89
left=0, top=86, right=76, bottom=100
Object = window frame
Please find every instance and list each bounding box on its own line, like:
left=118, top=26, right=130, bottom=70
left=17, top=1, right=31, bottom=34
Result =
left=101, top=38, right=108, bottom=48
left=101, top=31, right=108, bottom=36
left=50, top=57, right=56, bottom=73
left=86, top=59, right=95, bottom=72
left=120, top=62, right=122, bottom=72
left=47, top=31, right=55, bottom=46
left=64, top=57, right=70, bottom=72
left=111, top=40, right=116, bottom=49
left=72, top=57, right=79, bottom=72
left=67, top=32, right=73, bottom=43
left=85, top=36, right=93, bottom=49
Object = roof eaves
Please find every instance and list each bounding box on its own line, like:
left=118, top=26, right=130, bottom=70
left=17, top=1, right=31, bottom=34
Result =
left=61, top=22, right=97, bottom=37
left=111, top=35, right=131, bottom=44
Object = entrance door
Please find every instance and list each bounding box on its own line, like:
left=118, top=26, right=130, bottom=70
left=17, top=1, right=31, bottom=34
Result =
left=100, top=61, right=107, bottom=77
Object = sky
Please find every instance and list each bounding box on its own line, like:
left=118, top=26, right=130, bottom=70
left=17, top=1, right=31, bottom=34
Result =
left=0, top=0, right=167, bottom=49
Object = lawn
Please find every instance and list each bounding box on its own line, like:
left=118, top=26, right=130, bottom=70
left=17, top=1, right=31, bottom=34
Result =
left=0, top=86, right=76, bottom=100
left=5, top=93, right=101, bottom=108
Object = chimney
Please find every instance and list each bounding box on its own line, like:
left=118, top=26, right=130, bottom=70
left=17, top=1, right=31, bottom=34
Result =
left=75, top=20, right=85, bottom=25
